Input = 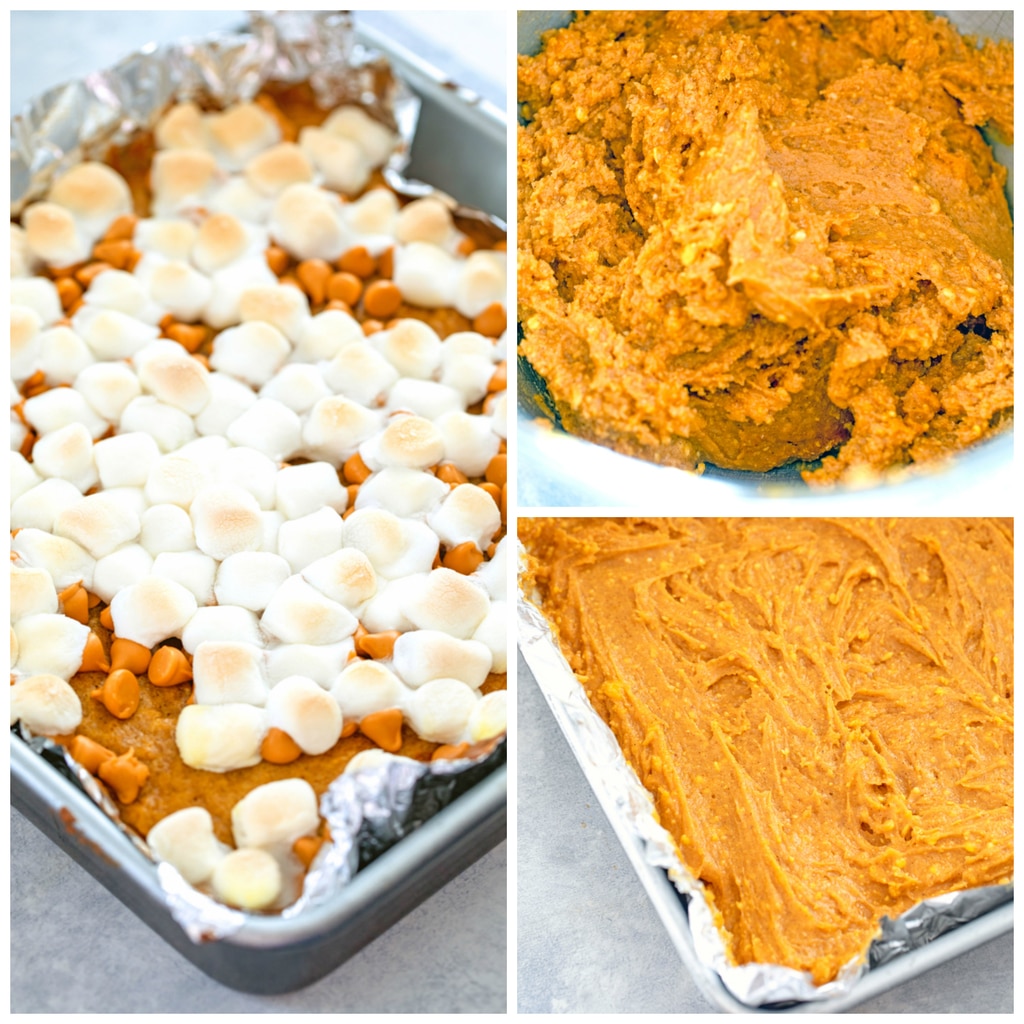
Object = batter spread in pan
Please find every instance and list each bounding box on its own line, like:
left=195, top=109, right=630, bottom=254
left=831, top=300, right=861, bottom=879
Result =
left=518, top=12, right=1013, bottom=483
left=520, top=518, right=1013, bottom=983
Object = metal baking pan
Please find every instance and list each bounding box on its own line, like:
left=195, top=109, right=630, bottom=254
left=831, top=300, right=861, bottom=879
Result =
left=10, top=18, right=507, bottom=995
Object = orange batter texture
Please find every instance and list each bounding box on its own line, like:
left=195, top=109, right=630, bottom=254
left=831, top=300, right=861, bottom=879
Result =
left=520, top=517, right=1013, bottom=983
left=518, top=12, right=1013, bottom=484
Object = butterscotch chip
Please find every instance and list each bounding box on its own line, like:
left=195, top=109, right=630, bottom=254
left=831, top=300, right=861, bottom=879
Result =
left=292, top=834, right=324, bottom=868
left=472, top=302, right=506, bottom=338
left=443, top=541, right=484, bottom=575
left=326, top=271, right=363, bottom=306
left=479, top=482, right=501, bottom=507
left=355, top=629, right=401, bottom=660
left=296, top=259, right=332, bottom=305
left=436, top=463, right=469, bottom=486
left=265, top=245, right=290, bottom=276
left=55, top=277, right=83, bottom=311
left=90, top=668, right=140, bottom=720
left=98, top=748, right=149, bottom=803
left=110, top=637, right=152, bottom=675
left=165, top=323, right=209, bottom=353
left=359, top=708, right=404, bottom=753
left=99, top=606, right=114, bottom=631
left=79, top=631, right=111, bottom=674
left=431, top=742, right=470, bottom=761
left=74, top=262, right=112, bottom=287
left=148, top=646, right=193, bottom=687
left=102, top=214, right=137, bottom=242
left=377, top=247, right=394, bottom=280
left=343, top=452, right=372, bottom=485
left=487, top=362, right=507, bottom=392
left=484, top=454, right=507, bottom=487
left=68, top=734, right=117, bottom=775
left=338, top=245, right=375, bottom=278
left=260, top=726, right=303, bottom=765
left=457, top=236, right=477, bottom=257
left=361, top=318, right=385, bottom=336
left=91, top=239, right=134, bottom=269
left=363, top=280, right=401, bottom=319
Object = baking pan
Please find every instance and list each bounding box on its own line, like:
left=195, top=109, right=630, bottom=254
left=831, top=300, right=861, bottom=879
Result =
left=10, top=18, right=508, bottom=995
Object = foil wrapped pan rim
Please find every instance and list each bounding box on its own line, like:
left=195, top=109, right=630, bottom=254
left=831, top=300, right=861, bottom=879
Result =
left=517, top=568, right=1013, bottom=1009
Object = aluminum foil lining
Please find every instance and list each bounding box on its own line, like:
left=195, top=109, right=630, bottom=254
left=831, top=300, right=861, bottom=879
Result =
left=517, top=572, right=1013, bottom=1009
left=11, top=9, right=506, bottom=941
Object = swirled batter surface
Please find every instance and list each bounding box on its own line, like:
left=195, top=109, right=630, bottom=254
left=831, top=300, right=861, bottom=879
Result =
left=518, top=12, right=1013, bottom=483
left=520, top=518, right=1013, bottom=983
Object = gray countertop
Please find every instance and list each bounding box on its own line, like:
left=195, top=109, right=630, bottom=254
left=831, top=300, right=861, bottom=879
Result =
left=9, top=10, right=506, bottom=1013
left=517, top=650, right=1013, bottom=1014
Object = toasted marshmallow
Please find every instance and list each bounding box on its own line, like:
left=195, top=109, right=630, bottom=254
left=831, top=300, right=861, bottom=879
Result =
left=238, top=284, right=310, bottom=343
left=396, top=197, right=457, bottom=247
left=246, top=142, right=314, bottom=197
left=154, top=101, right=207, bottom=151
left=298, top=127, right=371, bottom=194
left=264, top=641, right=353, bottom=687
left=10, top=674, right=83, bottom=735
left=453, top=251, right=506, bottom=318
left=53, top=492, right=141, bottom=559
left=139, top=503, right=195, bottom=556
left=119, top=396, right=197, bottom=452
left=29, top=423, right=99, bottom=492
left=468, top=689, right=507, bottom=742
left=265, top=675, right=343, bottom=755
left=193, top=640, right=268, bottom=706
left=11, top=305, right=43, bottom=382
left=207, top=178, right=275, bottom=225
left=344, top=508, right=438, bottom=579
left=110, top=575, right=197, bottom=648
left=72, top=306, right=161, bottom=360
left=190, top=484, right=263, bottom=560
left=391, top=630, right=492, bottom=690
left=151, top=149, right=223, bottom=217
left=261, top=574, right=358, bottom=645
left=207, top=256, right=281, bottom=330
left=361, top=414, right=444, bottom=472
left=440, top=331, right=496, bottom=403
left=321, top=342, right=399, bottom=406
left=13, top=613, right=91, bottom=680
left=82, top=269, right=156, bottom=322
left=428, top=483, right=501, bottom=552
left=372, top=319, right=443, bottom=380
left=330, top=661, right=407, bottom=722
left=269, top=183, right=347, bottom=262
left=292, top=308, right=364, bottom=363
left=302, top=396, right=382, bottom=463
left=385, top=379, right=462, bottom=420
left=472, top=536, right=507, bottom=602
left=206, top=102, right=281, bottom=171
left=354, top=467, right=448, bottom=520
left=214, top=551, right=292, bottom=612
left=182, top=605, right=264, bottom=654
left=321, top=106, right=397, bottom=167
left=10, top=565, right=59, bottom=622
left=277, top=507, right=345, bottom=572
left=342, top=187, right=400, bottom=243
left=403, top=568, right=489, bottom=639
left=192, top=212, right=252, bottom=273
left=144, top=453, right=207, bottom=509
left=211, top=321, right=291, bottom=387
left=11, top=453, right=41, bottom=503
left=392, top=242, right=458, bottom=309
left=226, top=398, right=303, bottom=462
left=403, top=677, right=478, bottom=744
left=136, top=346, right=211, bottom=416
left=301, top=549, right=377, bottom=609
left=94, top=432, right=161, bottom=489
left=47, top=161, right=132, bottom=242
left=212, top=848, right=282, bottom=910
left=343, top=749, right=399, bottom=775
left=147, top=806, right=227, bottom=886
left=147, top=260, right=214, bottom=323
left=438, top=411, right=503, bottom=477
left=358, top=574, right=425, bottom=633
left=11, top=277, right=63, bottom=327
left=275, top=462, right=347, bottom=520
left=91, top=544, right=154, bottom=604
left=74, top=362, right=142, bottom=421
left=259, top=363, right=330, bottom=413
left=153, top=550, right=218, bottom=605
left=11, top=479, right=86, bottom=533
left=194, top=371, right=258, bottom=437
left=22, top=202, right=90, bottom=266
left=473, top=599, right=507, bottom=672
left=176, top=702, right=265, bottom=772
left=10, top=529, right=96, bottom=591
left=23, top=387, right=108, bottom=440
left=231, top=777, right=319, bottom=849
left=134, top=218, right=199, bottom=260
left=35, top=326, right=96, bottom=384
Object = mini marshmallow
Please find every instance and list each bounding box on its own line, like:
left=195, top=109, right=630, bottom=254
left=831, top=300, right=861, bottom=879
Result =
left=93, top=432, right=161, bottom=490
left=403, top=677, right=478, bottom=744
left=74, top=362, right=142, bottom=422
left=194, top=371, right=258, bottom=437
left=342, top=187, right=400, bottom=242
left=10, top=674, right=83, bottom=735
left=231, top=777, right=319, bottom=849
left=391, top=630, right=492, bottom=690
left=192, top=212, right=256, bottom=273
left=35, top=326, right=96, bottom=384
left=275, top=462, right=347, bottom=520
left=133, top=340, right=211, bottom=414
left=13, top=613, right=91, bottom=680
left=330, top=661, right=407, bottom=722
left=10, top=529, right=96, bottom=591
left=344, top=508, right=438, bottom=579
left=181, top=605, right=264, bottom=654
left=321, top=106, right=397, bottom=167
left=82, top=269, right=157, bottom=322
left=212, top=848, right=282, bottom=910
left=154, top=101, right=206, bottom=150
left=145, top=453, right=209, bottom=508
left=440, top=332, right=497, bottom=404
left=472, top=601, right=507, bottom=673
left=467, top=690, right=507, bottom=742
left=343, top=749, right=399, bottom=775
left=10, top=566, right=59, bottom=622
left=385, top=379, right=463, bottom=420
left=238, top=284, right=310, bottom=344
left=292, top=309, right=364, bottom=363
left=211, top=321, right=291, bottom=387
left=452, top=251, right=506, bottom=319
left=372, top=319, right=443, bottom=380
left=153, top=550, right=218, bottom=605
left=11, top=452, right=41, bottom=503
left=277, top=507, right=345, bottom=572
left=176, top=702, right=265, bottom=772
left=100, top=485, right=148, bottom=518
left=11, top=277, right=63, bottom=326
left=396, top=197, right=457, bottom=247
left=193, top=640, right=269, bottom=706
left=11, top=223, right=34, bottom=277
left=175, top=434, right=231, bottom=471
left=23, top=387, right=108, bottom=440
left=151, top=149, right=223, bottom=217
left=265, top=675, right=343, bottom=755
left=264, top=641, right=353, bottom=687
left=354, top=467, right=449, bottom=520
left=269, top=183, right=347, bottom=262
left=246, top=142, right=314, bottom=197
left=214, top=551, right=292, bottom=612
left=139, top=503, right=195, bottom=556
left=11, top=479, right=86, bottom=533
left=261, top=574, right=358, bottom=645
left=133, top=218, right=199, bottom=260
left=489, top=390, right=508, bottom=440
left=302, top=396, right=382, bottom=463
left=47, top=161, right=132, bottom=242
left=11, top=305, right=43, bottom=382
left=434, top=410, right=502, bottom=478
left=119, top=396, right=197, bottom=452
left=204, top=254, right=279, bottom=329
left=297, top=127, right=371, bottom=194
left=27, top=422, right=99, bottom=492
left=22, top=201, right=90, bottom=266
left=207, top=178, right=274, bottom=225
left=361, top=414, right=444, bottom=472
left=53, top=492, right=141, bottom=559
left=206, top=102, right=281, bottom=171
left=260, top=510, right=285, bottom=553
left=402, top=568, right=489, bottom=639
left=392, top=242, right=458, bottom=309
left=72, top=306, right=161, bottom=360
left=147, top=260, right=214, bottom=323
left=147, top=807, right=227, bottom=886
left=259, top=363, right=330, bottom=413
left=321, top=342, right=399, bottom=406
left=11, top=415, right=27, bottom=454
left=91, top=544, right=154, bottom=604
left=301, top=549, right=377, bottom=609
left=226, top=398, right=303, bottom=462
left=110, top=576, right=197, bottom=648
left=214, top=446, right=279, bottom=510
left=190, top=484, right=264, bottom=560
left=358, top=574, right=425, bottom=634
left=428, top=483, right=502, bottom=552
left=471, top=536, right=507, bottom=601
